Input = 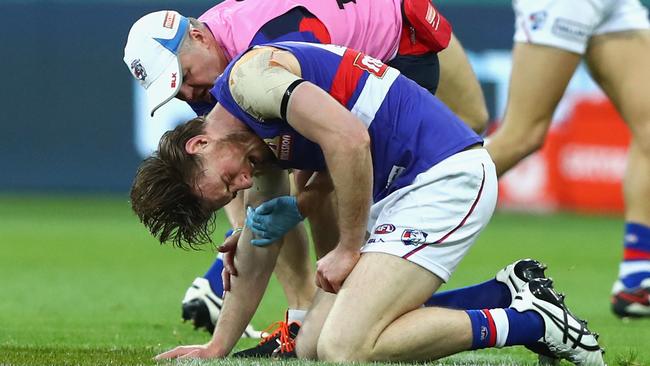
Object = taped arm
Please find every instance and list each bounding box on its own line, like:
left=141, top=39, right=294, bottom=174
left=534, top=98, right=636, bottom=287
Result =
left=229, top=47, right=303, bottom=121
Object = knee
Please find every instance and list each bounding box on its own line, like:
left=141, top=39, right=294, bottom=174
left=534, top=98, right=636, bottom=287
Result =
left=630, top=119, right=650, bottom=155
left=494, top=116, right=550, bottom=157
left=295, top=336, right=317, bottom=360
left=317, top=333, right=371, bottom=362
left=295, top=320, right=320, bottom=360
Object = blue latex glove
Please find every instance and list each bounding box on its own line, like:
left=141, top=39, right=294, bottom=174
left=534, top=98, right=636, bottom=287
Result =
left=245, top=196, right=304, bottom=247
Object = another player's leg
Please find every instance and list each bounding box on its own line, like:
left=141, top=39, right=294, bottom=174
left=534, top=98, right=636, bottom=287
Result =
left=436, top=33, right=489, bottom=134
left=486, top=43, right=581, bottom=176
left=585, top=29, right=650, bottom=317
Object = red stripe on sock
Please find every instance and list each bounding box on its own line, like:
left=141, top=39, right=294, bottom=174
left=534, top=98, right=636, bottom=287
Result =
left=624, top=248, right=650, bottom=261
left=482, top=309, right=497, bottom=347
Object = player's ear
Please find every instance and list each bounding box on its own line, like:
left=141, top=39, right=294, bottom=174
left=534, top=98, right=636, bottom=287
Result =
left=185, top=135, right=209, bottom=155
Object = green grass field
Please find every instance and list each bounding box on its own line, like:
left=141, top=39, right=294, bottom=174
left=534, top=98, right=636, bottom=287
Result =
left=1, top=195, right=649, bottom=366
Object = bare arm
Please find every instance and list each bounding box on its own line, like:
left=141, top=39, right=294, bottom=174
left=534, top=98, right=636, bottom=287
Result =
left=210, top=167, right=291, bottom=354
left=286, top=83, right=372, bottom=251
left=227, top=46, right=372, bottom=292
left=154, top=167, right=290, bottom=359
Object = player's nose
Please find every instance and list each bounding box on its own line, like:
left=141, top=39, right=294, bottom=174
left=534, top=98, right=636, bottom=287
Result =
left=176, top=84, right=193, bottom=101
left=233, top=172, right=253, bottom=191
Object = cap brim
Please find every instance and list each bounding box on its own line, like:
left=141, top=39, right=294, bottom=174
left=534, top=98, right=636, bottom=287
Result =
left=146, top=56, right=183, bottom=117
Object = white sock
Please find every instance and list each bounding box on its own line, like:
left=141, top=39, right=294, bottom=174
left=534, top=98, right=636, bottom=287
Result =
left=286, top=309, right=307, bottom=324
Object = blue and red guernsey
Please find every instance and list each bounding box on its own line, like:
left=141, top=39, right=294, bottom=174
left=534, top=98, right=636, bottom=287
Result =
left=212, top=41, right=482, bottom=202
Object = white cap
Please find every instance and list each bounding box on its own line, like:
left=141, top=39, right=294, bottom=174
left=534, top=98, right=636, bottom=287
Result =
left=123, top=11, right=189, bottom=116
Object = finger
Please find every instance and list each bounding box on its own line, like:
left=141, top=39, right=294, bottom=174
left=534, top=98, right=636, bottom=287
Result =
left=251, top=238, right=274, bottom=247
left=224, top=253, right=238, bottom=276
left=154, top=347, right=184, bottom=360
left=178, top=349, right=201, bottom=359
left=315, top=271, right=331, bottom=293
left=254, top=200, right=275, bottom=215
left=248, top=225, right=267, bottom=237
left=246, top=206, right=255, bottom=222
left=218, top=238, right=237, bottom=252
left=317, top=271, right=336, bottom=294
left=222, top=268, right=231, bottom=292
left=331, top=278, right=342, bottom=294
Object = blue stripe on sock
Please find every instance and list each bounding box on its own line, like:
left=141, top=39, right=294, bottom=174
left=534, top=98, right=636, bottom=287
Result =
left=504, top=308, right=543, bottom=346
left=203, top=257, right=225, bottom=296
left=625, top=222, right=650, bottom=252
left=466, top=310, right=491, bottom=350
left=426, top=279, right=512, bottom=309
left=622, top=271, right=650, bottom=289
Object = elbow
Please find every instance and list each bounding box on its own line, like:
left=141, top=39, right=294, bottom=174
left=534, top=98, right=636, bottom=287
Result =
left=345, top=128, right=371, bottom=154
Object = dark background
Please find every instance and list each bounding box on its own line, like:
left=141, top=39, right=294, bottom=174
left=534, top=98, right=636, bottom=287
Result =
left=1, top=0, right=647, bottom=192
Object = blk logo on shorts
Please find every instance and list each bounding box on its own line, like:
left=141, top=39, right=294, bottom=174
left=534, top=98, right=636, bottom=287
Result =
left=529, top=11, right=547, bottom=31
left=401, top=229, right=428, bottom=245
left=130, top=59, right=147, bottom=81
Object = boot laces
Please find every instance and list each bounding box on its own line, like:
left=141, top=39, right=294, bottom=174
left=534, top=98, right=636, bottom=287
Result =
left=258, top=321, right=295, bottom=353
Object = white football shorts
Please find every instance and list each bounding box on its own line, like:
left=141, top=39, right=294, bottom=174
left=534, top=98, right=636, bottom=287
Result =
left=361, top=148, right=498, bottom=282
left=513, top=0, right=650, bottom=54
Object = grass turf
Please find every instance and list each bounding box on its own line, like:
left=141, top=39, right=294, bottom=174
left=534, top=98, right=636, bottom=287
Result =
left=0, top=195, right=648, bottom=365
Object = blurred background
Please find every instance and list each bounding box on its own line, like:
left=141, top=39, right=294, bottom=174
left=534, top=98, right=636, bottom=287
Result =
left=1, top=0, right=647, bottom=213
left=1, top=0, right=650, bottom=364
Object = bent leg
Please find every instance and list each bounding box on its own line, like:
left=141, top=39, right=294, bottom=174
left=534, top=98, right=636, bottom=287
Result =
left=317, top=253, right=471, bottom=362
left=295, top=289, right=336, bottom=359
left=487, top=43, right=580, bottom=176
left=436, top=33, right=489, bottom=133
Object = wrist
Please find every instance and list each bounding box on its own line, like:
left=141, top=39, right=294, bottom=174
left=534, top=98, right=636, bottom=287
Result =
left=295, top=194, right=308, bottom=219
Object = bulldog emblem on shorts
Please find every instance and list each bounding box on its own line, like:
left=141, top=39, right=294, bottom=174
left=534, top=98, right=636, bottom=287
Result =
left=401, top=229, right=428, bottom=245
left=130, top=59, right=147, bottom=81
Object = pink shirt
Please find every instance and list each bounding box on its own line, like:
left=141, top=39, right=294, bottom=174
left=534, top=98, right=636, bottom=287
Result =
left=198, top=0, right=403, bottom=62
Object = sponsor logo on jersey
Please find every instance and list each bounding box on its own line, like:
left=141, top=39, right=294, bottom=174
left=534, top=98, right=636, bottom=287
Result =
left=353, top=53, right=388, bottom=78
left=163, top=11, right=176, bottom=29
left=401, top=229, right=428, bottom=245
left=374, top=224, right=396, bottom=234
left=263, top=134, right=293, bottom=161
left=366, top=238, right=385, bottom=244
left=130, top=59, right=147, bottom=81
left=425, top=3, right=438, bottom=29
left=529, top=11, right=547, bottom=31
left=170, top=72, right=177, bottom=88
left=552, top=18, right=589, bottom=43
